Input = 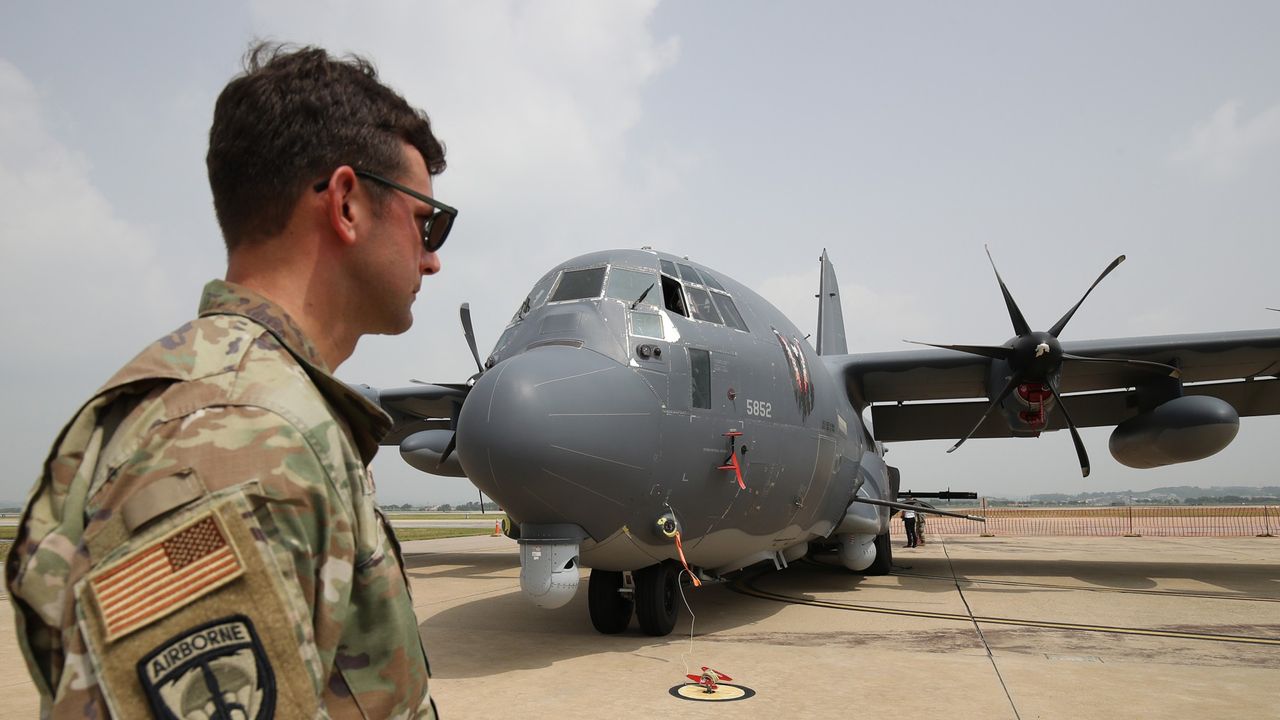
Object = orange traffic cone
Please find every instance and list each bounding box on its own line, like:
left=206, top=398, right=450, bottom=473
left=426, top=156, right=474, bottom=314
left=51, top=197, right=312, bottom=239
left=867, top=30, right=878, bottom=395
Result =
left=492, top=521, right=502, bottom=537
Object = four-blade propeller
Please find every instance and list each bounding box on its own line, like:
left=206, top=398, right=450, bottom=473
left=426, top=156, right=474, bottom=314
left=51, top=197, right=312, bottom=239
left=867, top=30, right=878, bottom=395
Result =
left=907, top=246, right=1180, bottom=477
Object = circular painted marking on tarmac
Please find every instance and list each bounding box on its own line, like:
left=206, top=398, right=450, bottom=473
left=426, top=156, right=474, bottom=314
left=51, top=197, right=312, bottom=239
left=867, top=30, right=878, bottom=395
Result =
left=669, top=683, right=756, bottom=702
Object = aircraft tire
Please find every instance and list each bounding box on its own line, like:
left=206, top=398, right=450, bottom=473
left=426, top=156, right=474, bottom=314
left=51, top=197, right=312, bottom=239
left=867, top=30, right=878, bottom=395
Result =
left=865, top=532, right=893, bottom=575
left=588, top=569, right=634, bottom=634
left=635, top=561, right=680, bottom=636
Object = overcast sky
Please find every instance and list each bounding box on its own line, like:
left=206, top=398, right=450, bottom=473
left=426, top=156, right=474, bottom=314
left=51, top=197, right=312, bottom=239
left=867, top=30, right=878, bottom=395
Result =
left=2, top=1, right=1278, bottom=505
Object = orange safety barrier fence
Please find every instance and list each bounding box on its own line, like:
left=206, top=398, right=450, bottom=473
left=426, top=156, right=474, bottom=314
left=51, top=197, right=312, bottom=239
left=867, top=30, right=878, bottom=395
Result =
left=895, top=505, right=1279, bottom=538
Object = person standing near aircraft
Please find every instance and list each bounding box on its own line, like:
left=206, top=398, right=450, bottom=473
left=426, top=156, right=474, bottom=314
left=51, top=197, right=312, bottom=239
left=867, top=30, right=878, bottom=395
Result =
left=902, top=506, right=918, bottom=548
left=6, top=43, right=451, bottom=718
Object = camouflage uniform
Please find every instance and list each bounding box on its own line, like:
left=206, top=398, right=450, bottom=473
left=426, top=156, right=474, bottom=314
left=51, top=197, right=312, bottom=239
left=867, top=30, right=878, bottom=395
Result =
left=6, top=280, right=434, bottom=719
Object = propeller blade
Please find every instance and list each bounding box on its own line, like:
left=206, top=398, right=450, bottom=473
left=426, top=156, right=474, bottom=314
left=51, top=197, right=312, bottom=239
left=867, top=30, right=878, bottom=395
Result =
left=1061, top=353, right=1180, bottom=379
left=905, top=340, right=1014, bottom=361
left=1268, top=308, right=1279, bottom=312
left=436, top=431, right=457, bottom=470
left=985, top=245, right=1032, bottom=337
left=460, top=303, right=483, bottom=374
left=948, top=370, right=1024, bottom=454
left=1048, top=255, right=1125, bottom=337
left=1047, top=383, right=1090, bottom=477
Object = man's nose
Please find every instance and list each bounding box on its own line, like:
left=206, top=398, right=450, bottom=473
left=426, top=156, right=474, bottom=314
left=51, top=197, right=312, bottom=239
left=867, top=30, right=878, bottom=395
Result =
left=421, top=250, right=441, bottom=275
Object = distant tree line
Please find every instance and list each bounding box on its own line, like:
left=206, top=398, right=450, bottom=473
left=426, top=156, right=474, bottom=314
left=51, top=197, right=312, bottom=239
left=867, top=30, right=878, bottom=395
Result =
left=379, top=501, right=498, bottom=512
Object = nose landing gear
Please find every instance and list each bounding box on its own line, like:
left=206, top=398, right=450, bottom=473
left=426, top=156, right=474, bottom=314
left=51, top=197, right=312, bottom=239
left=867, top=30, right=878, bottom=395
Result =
left=587, top=561, right=684, bottom=636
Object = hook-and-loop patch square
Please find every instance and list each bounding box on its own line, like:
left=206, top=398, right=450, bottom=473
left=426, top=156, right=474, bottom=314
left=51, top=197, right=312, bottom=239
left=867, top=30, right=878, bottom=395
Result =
left=89, top=512, right=245, bottom=642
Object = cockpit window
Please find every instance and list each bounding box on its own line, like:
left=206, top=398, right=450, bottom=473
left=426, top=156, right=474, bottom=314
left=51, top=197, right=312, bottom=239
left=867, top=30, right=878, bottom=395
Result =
left=711, top=292, right=748, bottom=332
left=631, top=311, right=663, bottom=339
left=661, top=275, right=687, bottom=316
left=699, top=272, right=726, bottom=292
left=605, top=267, right=659, bottom=308
left=685, top=286, right=723, bottom=324
left=550, top=267, right=606, bottom=302
left=676, top=263, right=703, bottom=285
left=660, top=259, right=679, bottom=277
left=511, top=269, right=559, bottom=323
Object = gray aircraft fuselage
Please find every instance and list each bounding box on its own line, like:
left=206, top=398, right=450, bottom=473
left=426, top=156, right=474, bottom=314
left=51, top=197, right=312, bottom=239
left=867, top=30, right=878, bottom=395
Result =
left=454, top=249, right=890, bottom=578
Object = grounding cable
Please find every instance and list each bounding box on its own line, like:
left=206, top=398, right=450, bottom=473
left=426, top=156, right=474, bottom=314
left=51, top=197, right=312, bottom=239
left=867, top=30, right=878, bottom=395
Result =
left=676, top=566, right=698, bottom=679
left=942, top=540, right=1022, bottom=720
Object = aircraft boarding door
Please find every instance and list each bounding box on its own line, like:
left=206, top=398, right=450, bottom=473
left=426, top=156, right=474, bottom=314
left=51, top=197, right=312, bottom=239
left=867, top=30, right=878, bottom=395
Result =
left=665, top=345, right=746, bottom=540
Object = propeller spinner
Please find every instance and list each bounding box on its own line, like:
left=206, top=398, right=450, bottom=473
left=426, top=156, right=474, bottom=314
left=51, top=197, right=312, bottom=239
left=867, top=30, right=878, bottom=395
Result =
left=907, top=246, right=1180, bottom=477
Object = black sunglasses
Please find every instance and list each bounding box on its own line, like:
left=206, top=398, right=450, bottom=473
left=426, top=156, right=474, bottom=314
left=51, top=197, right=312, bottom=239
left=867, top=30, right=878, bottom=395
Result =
left=313, top=169, right=457, bottom=252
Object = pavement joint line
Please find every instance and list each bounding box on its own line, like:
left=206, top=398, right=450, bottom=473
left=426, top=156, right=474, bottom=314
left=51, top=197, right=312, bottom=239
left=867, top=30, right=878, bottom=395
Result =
left=728, top=571, right=1280, bottom=647
left=943, top=541, right=1022, bottom=720
left=890, top=571, right=1280, bottom=602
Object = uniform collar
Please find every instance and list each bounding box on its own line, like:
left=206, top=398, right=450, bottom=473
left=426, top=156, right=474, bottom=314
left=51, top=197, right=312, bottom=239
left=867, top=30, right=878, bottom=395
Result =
left=199, top=279, right=330, bottom=372
left=198, top=279, right=391, bottom=463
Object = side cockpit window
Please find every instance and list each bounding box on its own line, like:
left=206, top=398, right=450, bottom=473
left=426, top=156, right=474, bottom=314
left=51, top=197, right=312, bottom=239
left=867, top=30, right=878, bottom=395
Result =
left=661, top=274, right=687, bottom=316
left=661, top=261, right=749, bottom=333
left=711, top=292, right=748, bottom=332
left=511, top=270, right=559, bottom=324
left=685, top=286, right=722, bottom=324
left=550, top=267, right=606, bottom=302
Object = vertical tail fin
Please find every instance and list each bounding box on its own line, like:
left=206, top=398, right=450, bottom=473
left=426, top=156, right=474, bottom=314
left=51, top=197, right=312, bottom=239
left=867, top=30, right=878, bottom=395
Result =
left=815, top=249, right=847, bottom=355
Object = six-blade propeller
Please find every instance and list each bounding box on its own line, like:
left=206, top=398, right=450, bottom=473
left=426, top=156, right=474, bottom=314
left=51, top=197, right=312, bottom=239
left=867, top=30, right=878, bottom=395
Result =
left=908, top=247, right=1180, bottom=477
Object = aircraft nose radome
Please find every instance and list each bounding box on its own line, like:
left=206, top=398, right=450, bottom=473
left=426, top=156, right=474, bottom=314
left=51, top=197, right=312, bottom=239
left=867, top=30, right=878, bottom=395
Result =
left=456, top=345, right=662, bottom=539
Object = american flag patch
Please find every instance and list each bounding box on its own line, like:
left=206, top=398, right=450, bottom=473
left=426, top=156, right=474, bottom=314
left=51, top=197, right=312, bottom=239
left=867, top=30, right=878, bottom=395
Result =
left=90, top=512, right=244, bottom=642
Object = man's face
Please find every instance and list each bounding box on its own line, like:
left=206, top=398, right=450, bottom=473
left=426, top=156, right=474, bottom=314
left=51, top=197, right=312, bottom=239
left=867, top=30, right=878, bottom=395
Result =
left=355, top=142, right=442, bottom=335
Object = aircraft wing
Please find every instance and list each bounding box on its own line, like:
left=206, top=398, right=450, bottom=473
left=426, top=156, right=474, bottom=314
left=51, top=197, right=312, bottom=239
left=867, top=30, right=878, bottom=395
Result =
left=831, top=329, right=1280, bottom=442
left=355, top=383, right=469, bottom=445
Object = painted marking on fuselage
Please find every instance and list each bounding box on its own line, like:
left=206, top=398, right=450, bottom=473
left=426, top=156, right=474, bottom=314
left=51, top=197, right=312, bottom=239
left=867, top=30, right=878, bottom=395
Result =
left=486, top=361, right=510, bottom=422
left=541, top=468, right=627, bottom=506
left=549, top=444, right=646, bottom=470
left=546, top=412, right=653, bottom=417
left=745, top=399, right=772, bottom=418
left=532, top=366, right=615, bottom=388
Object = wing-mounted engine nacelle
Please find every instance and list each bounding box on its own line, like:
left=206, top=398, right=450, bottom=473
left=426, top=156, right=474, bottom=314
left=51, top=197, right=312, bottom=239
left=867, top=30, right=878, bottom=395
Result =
left=1109, top=395, right=1240, bottom=469
left=400, top=429, right=466, bottom=477
left=989, top=361, right=1060, bottom=436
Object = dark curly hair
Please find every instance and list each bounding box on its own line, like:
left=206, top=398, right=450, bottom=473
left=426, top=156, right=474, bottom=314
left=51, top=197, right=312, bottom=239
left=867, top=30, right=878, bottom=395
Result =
left=207, top=42, right=446, bottom=251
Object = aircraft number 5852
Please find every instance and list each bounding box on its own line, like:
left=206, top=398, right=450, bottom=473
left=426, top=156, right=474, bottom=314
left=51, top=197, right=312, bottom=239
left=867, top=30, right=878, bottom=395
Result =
left=746, top=399, right=772, bottom=418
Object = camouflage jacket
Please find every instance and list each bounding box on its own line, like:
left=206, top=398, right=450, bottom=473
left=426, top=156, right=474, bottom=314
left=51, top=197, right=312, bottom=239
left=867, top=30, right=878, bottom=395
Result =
left=6, top=280, right=435, bottom=719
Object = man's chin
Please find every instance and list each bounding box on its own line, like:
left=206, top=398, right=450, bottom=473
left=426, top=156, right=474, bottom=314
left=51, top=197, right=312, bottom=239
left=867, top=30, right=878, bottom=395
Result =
left=373, top=312, right=415, bottom=337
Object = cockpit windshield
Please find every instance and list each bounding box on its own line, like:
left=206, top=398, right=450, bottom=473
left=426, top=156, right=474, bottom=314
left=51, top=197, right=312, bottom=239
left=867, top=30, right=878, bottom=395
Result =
left=550, top=267, right=606, bottom=302
left=508, top=259, right=748, bottom=336
left=605, top=267, right=659, bottom=308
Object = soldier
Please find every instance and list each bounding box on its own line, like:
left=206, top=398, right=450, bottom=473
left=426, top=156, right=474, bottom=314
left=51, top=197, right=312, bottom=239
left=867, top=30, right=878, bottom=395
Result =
left=6, top=43, right=451, bottom=718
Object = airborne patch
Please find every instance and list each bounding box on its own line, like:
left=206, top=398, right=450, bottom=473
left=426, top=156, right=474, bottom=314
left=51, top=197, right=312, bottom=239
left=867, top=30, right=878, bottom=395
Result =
left=138, top=615, right=276, bottom=720
left=89, top=512, right=244, bottom=641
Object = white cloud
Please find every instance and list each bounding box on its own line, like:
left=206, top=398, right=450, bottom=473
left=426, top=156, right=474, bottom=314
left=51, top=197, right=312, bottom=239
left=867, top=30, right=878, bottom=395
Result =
left=757, top=270, right=933, bottom=354
left=0, top=58, right=180, bottom=501
left=1171, top=100, right=1280, bottom=180
left=0, top=59, right=173, bottom=347
left=248, top=1, right=679, bottom=236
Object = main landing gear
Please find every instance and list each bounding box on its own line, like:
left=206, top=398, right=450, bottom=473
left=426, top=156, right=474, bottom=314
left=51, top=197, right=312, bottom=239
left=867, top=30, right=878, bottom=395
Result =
left=588, top=561, right=684, bottom=636
left=866, top=531, right=892, bottom=575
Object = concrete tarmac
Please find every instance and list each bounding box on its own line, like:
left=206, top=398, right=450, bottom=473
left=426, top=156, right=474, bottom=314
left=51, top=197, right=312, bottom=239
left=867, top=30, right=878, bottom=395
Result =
left=1, top=535, right=1276, bottom=718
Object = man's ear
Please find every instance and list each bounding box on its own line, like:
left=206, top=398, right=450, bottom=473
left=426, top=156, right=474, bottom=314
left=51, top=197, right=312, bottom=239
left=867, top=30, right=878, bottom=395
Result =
left=321, top=166, right=361, bottom=246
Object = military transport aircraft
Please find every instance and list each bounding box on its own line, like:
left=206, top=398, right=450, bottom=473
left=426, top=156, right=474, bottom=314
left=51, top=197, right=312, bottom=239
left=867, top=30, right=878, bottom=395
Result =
left=358, top=248, right=1280, bottom=637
